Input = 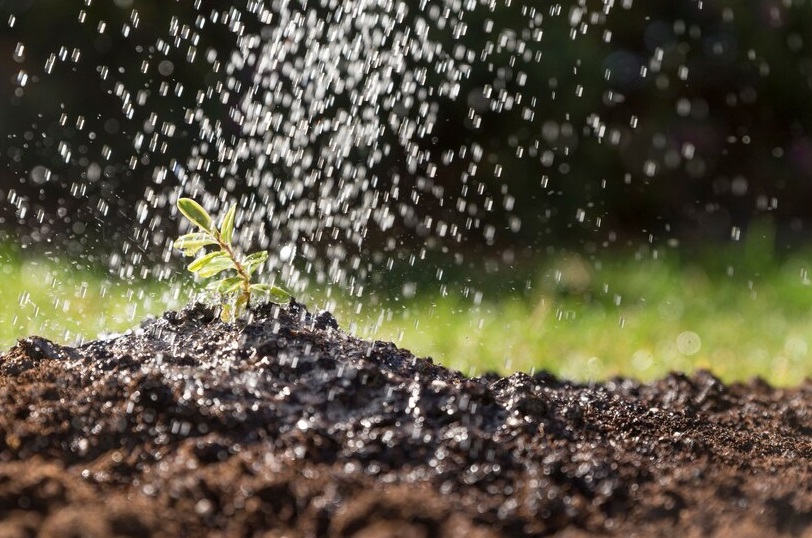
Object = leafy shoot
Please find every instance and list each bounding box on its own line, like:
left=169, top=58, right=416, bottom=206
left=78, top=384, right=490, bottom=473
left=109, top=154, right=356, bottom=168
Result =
left=175, top=197, right=289, bottom=321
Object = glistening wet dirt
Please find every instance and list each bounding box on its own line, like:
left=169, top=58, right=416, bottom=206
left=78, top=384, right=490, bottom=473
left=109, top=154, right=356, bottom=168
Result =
left=1, top=301, right=811, bottom=537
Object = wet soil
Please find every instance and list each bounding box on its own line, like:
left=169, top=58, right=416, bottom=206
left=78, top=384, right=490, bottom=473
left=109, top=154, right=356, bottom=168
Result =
left=1, top=301, right=811, bottom=537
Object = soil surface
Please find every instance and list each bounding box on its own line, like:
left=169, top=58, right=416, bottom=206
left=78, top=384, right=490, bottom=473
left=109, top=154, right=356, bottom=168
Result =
left=1, top=301, right=811, bottom=537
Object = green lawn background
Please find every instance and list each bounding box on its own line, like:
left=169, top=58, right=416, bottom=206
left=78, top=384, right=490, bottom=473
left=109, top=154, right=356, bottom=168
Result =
left=3, top=242, right=812, bottom=386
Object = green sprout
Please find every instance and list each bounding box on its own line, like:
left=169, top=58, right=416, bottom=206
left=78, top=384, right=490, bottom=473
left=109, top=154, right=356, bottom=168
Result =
left=174, top=197, right=289, bottom=321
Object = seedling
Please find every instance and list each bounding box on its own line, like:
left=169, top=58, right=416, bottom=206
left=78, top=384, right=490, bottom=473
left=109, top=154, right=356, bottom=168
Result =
left=174, top=197, right=289, bottom=321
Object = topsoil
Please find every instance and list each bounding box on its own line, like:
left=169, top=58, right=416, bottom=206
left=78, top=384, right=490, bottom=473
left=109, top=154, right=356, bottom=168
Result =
left=1, top=301, right=811, bottom=537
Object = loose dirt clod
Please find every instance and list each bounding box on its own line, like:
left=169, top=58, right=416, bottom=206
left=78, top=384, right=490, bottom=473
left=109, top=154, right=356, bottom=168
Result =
left=1, top=301, right=811, bottom=536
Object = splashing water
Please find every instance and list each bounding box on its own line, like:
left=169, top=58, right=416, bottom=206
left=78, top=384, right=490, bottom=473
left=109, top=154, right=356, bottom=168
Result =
left=174, top=0, right=500, bottom=296
left=5, top=1, right=632, bottom=300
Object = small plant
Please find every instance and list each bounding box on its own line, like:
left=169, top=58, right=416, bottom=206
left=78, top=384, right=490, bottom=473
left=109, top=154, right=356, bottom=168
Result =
left=174, top=197, right=289, bottom=321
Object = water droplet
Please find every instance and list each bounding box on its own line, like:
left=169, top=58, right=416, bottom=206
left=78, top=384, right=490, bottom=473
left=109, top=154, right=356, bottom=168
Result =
left=15, top=70, right=28, bottom=87
left=13, top=42, right=24, bottom=63
left=730, top=226, right=741, bottom=241
left=676, top=331, right=701, bottom=356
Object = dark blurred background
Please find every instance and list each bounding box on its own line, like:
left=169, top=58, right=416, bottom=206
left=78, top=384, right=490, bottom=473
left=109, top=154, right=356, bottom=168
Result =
left=2, top=0, right=812, bottom=267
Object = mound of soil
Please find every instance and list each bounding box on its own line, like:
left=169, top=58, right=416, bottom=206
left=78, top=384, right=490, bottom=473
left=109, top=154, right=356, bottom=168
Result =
left=1, top=301, right=811, bottom=537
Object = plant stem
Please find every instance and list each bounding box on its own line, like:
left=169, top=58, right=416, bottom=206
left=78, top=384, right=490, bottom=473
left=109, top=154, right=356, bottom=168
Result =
left=215, top=234, right=252, bottom=305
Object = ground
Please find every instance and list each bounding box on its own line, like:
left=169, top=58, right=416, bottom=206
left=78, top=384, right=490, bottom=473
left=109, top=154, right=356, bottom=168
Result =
left=0, top=301, right=811, bottom=537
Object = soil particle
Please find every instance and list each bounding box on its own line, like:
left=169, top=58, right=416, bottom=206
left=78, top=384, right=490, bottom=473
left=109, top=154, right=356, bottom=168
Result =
left=1, top=301, right=811, bottom=536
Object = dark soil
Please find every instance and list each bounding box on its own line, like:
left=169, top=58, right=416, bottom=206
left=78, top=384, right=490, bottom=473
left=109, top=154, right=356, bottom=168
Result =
left=1, top=301, right=811, bottom=537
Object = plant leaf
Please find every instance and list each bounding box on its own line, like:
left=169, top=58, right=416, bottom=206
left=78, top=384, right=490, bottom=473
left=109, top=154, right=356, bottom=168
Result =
left=173, top=232, right=217, bottom=256
left=250, top=283, right=290, bottom=302
left=242, top=250, right=269, bottom=275
left=219, top=204, right=236, bottom=246
left=195, top=257, right=238, bottom=278
left=233, top=292, right=249, bottom=320
left=208, top=276, right=243, bottom=295
left=220, top=291, right=249, bottom=322
left=187, top=250, right=227, bottom=272
left=177, top=198, right=214, bottom=232
left=187, top=250, right=230, bottom=273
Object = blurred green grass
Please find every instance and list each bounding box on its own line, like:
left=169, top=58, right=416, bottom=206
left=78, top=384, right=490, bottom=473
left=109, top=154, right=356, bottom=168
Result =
left=351, top=254, right=812, bottom=386
left=3, top=242, right=812, bottom=386
left=0, top=246, right=186, bottom=347
left=345, top=241, right=812, bottom=386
